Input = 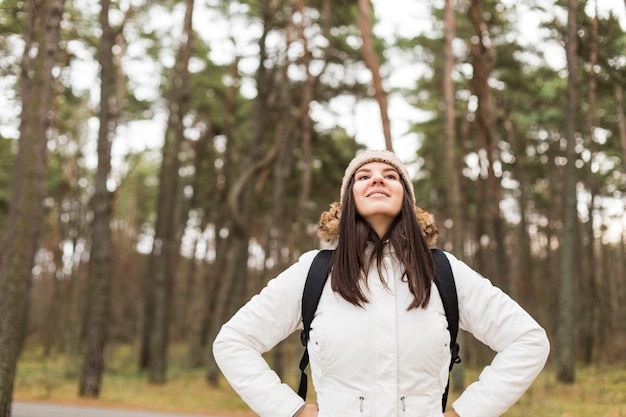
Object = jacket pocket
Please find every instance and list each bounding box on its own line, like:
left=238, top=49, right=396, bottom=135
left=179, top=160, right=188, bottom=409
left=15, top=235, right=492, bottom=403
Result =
left=317, top=389, right=371, bottom=417
left=399, top=393, right=442, bottom=417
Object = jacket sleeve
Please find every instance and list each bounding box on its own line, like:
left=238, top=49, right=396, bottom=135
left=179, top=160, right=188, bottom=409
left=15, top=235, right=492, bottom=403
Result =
left=212, top=250, right=318, bottom=417
left=447, top=252, right=550, bottom=417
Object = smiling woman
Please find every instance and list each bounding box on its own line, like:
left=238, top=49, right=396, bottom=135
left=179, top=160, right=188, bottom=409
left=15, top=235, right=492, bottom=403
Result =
left=213, top=149, right=550, bottom=417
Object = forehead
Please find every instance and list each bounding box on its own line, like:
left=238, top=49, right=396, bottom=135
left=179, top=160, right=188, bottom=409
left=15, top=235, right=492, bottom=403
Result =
left=355, top=161, right=398, bottom=172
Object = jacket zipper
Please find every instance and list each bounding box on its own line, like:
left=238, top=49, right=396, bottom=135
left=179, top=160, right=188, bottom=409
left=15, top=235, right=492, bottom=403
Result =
left=359, top=396, right=364, bottom=412
left=400, top=396, right=406, bottom=411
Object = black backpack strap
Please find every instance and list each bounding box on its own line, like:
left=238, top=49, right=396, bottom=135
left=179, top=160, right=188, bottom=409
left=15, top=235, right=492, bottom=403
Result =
left=431, top=248, right=461, bottom=411
left=298, top=249, right=334, bottom=400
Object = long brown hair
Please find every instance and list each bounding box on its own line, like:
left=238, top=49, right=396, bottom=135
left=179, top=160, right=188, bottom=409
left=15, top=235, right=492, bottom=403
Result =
left=330, top=176, right=435, bottom=309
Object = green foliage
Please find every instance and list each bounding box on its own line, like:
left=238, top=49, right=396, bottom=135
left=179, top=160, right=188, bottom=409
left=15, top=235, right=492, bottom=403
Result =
left=0, top=0, right=25, bottom=35
left=114, top=151, right=159, bottom=235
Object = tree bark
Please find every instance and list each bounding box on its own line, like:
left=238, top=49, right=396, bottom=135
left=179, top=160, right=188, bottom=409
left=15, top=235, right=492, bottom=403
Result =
left=357, top=0, right=393, bottom=151
left=79, top=0, right=117, bottom=397
left=442, top=0, right=465, bottom=394
left=557, top=0, right=579, bottom=384
left=581, top=6, right=599, bottom=365
left=208, top=0, right=277, bottom=384
left=468, top=0, right=509, bottom=293
left=0, top=0, right=64, bottom=414
left=616, top=85, right=626, bottom=174
left=503, top=118, right=533, bottom=304
left=144, top=0, right=195, bottom=384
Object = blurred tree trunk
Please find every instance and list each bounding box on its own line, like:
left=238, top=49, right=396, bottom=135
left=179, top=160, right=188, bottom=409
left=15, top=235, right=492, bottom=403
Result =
left=207, top=0, right=280, bottom=385
left=43, top=204, right=65, bottom=357
left=580, top=8, right=599, bottom=365
left=184, top=130, right=215, bottom=363
left=268, top=25, right=300, bottom=374
left=616, top=85, right=626, bottom=173
left=205, top=58, right=241, bottom=386
left=142, top=0, right=194, bottom=384
left=557, top=0, right=579, bottom=384
left=79, top=0, right=118, bottom=397
left=0, top=0, right=64, bottom=414
left=291, top=0, right=337, bottom=254
left=468, top=0, right=509, bottom=293
left=503, top=118, right=534, bottom=304
left=357, top=0, right=392, bottom=151
left=268, top=131, right=294, bottom=378
left=192, top=59, right=238, bottom=370
left=442, top=0, right=465, bottom=394
left=442, top=0, right=462, bottom=255
left=294, top=0, right=317, bottom=250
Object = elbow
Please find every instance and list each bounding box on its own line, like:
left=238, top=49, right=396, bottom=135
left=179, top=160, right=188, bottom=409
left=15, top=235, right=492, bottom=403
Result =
left=539, top=327, right=551, bottom=363
left=527, top=326, right=550, bottom=369
left=212, top=326, right=229, bottom=365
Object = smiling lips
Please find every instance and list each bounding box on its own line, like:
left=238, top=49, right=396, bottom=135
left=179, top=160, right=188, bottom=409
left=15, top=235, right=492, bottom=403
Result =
left=367, top=190, right=390, bottom=197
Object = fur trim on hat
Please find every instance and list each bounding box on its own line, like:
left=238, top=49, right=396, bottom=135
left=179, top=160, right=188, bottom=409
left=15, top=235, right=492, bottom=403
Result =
left=340, top=150, right=416, bottom=205
left=317, top=202, right=439, bottom=248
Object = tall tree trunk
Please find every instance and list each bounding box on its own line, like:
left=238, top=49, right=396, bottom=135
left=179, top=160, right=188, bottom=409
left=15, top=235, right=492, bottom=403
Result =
left=294, top=0, right=315, bottom=250
left=503, top=118, right=534, bottom=305
left=0, top=0, right=64, bottom=415
left=581, top=5, right=599, bottom=365
left=208, top=0, right=278, bottom=385
left=442, top=0, right=465, bottom=394
left=468, top=0, right=509, bottom=293
left=79, top=0, right=117, bottom=397
left=616, top=85, right=626, bottom=173
left=557, top=0, right=579, bottom=384
left=184, top=131, right=215, bottom=363
left=193, top=60, right=236, bottom=371
left=293, top=0, right=333, bottom=253
left=145, top=0, right=194, bottom=384
left=357, top=0, right=393, bottom=151
left=205, top=58, right=239, bottom=386
left=442, top=0, right=462, bottom=255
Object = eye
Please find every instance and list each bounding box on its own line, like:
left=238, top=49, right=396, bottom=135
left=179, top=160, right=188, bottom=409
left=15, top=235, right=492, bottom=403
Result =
left=357, top=175, right=369, bottom=181
left=385, top=173, right=398, bottom=180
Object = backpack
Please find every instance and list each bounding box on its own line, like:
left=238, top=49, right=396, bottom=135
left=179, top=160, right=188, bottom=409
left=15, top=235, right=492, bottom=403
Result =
left=298, top=248, right=461, bottom=412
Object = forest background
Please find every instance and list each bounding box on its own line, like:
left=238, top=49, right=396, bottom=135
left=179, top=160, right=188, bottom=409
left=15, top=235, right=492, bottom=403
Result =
left=0, top=0, right=625, bottom=416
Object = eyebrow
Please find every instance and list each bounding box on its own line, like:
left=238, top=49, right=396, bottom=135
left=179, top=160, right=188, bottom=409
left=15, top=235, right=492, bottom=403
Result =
left=355, top=167, right=398, bottom=174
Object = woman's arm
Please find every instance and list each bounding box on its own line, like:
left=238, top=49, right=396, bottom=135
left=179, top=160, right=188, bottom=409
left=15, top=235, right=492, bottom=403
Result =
left=446, top=252, right=550, bottom=417
left=213, top=251, right=319, bottom=417
left=295, top=404, right=319, bottom=417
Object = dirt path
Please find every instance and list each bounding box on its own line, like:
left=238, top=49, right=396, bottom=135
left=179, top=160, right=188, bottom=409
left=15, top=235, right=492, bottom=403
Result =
left=11, top=402, right=226, bottom=417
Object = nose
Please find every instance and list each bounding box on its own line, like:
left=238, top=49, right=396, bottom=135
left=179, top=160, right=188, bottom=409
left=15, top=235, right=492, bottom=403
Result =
left=370, top=171, right=385, bottom=184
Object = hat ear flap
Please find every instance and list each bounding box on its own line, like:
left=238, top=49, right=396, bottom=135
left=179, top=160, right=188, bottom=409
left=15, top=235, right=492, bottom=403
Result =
left=414, top=206, right=438, bottom=247
left=318, top=202, right=341, bottom=242
left=318, top=203, right=439, bottom=248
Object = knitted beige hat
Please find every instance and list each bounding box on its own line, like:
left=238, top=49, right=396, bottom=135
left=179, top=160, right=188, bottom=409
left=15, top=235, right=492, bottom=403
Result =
left=319, top=149, right=438, bottom=246
left=340, top=149, right=416, bottom=204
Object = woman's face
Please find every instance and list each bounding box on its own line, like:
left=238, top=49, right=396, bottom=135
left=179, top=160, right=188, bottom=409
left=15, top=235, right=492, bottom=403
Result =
left=352, top=161, right=404, bottom=237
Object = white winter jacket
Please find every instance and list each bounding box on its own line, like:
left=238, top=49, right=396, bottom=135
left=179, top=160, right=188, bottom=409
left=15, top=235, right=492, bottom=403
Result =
left=212, top=247, right=550, bottom=417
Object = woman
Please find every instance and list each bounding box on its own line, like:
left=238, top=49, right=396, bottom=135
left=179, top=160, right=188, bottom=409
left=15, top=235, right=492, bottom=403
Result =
left=213, top=150, right=550, bottom=417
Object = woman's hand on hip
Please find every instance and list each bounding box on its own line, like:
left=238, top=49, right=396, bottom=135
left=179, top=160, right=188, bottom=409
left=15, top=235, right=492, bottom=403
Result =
left=295, top=404, right=318, bottom=417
